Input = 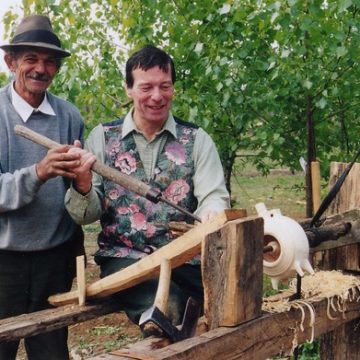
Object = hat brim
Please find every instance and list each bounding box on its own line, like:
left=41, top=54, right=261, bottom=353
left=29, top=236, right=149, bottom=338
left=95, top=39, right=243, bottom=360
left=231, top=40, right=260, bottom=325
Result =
left=0, top=42, right=70, bottom=58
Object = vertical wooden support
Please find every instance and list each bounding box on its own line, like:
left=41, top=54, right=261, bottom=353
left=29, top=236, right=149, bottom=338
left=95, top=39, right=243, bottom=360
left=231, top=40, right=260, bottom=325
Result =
left=202, top=215, right=264, bottom=330
left=315, top=162, right=360, bottom=359
left=76, top=255, right=86, bottom=306
left=318, top=162, right=360, bottom=271
left=311, top=161, right=321, bottom=213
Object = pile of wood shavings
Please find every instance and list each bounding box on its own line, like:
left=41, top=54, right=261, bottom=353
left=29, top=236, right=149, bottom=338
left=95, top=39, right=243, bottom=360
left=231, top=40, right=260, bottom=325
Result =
left=262, top=270, right=360, bottom=347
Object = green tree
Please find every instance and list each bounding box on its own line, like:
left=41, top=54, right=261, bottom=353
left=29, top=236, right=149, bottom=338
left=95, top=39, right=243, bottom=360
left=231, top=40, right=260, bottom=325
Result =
left=3, top=0, right=360, bottom=214
left=0, top=72, right=8, bottom=87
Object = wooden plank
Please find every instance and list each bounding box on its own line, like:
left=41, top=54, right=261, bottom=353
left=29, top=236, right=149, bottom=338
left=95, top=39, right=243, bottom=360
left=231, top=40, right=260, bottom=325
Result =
left=202, top=216, right=263, bottom=328
left=89, top=291, right=360, bottom=360
left=0, top=300, right=122, bottom=342
left=49, top=209, right=246, bottom=306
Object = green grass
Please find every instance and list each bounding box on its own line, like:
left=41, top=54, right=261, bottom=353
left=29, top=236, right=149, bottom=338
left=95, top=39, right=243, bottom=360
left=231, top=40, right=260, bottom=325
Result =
left=231, top=170, right=306, bottom=218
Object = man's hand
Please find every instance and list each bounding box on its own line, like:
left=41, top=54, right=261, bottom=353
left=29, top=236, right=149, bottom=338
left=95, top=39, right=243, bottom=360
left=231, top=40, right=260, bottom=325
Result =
left=36, top=144, right=82, bottom=182
left=67, top=140, right=97, bottom=195
left=200, top=209, right=219, bottom=222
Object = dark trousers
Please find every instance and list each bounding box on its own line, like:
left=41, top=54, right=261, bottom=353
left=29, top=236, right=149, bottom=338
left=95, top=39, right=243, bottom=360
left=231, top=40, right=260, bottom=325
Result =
left=95, top=256, right=203, bottom=326
left=0, top=242, right=77, bottom=360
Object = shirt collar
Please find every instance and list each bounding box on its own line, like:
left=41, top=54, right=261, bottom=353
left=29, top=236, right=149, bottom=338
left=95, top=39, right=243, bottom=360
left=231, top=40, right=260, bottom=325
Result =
left=10, top=82, right=56, bottom=123
left=122, top=109, right=177, bottom=139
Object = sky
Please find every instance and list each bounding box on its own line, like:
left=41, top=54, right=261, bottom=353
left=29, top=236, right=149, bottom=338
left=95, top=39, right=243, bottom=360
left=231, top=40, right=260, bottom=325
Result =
left=0, top=0, right=22, bottom=72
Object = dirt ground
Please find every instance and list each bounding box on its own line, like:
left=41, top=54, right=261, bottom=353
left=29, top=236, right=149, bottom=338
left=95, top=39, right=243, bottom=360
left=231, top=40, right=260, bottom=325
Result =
left=16, top=230, right=142, bottom=360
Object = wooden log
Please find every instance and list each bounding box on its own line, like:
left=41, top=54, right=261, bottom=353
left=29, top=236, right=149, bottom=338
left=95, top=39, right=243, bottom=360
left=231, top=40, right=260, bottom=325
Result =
left=88, top=289, right=360, bottom=360
left=0, top=300, right=122, bottom=342
left=49, top=209, right=246, bottom=306
left=309, top=208, right=360, bottom=253
left=202, top=216, right=263, bottom=329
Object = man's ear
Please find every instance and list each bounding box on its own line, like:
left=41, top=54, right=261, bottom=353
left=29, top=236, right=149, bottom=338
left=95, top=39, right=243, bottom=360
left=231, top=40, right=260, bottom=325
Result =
left=125, top=84, right=133, bottom=99
left=4, top=54, right=16, bottom=72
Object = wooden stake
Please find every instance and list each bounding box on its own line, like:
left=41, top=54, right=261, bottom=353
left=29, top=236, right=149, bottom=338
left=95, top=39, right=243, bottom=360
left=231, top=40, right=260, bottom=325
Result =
left=311, top=161, right=321, bottom=213
left=76, top=255, right=86, bottom=306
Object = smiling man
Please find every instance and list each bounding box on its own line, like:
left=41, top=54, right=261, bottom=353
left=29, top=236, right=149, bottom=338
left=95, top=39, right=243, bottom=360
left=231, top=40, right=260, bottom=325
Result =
left=0, top=15, right=85, bottom=360
left=65, top=45, right=230, bottom=335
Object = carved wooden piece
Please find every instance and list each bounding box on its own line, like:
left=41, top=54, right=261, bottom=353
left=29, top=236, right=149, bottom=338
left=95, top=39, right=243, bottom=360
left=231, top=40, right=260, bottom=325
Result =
left=49, top=209, right=246, bottom=306
left=202, top=216, right=263, bottom=329
left=88, top=291, right=360, bottom=360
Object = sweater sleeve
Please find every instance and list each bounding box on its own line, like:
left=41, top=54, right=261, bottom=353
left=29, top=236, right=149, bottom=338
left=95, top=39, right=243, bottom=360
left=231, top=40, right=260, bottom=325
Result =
left=0, top=164, right=43, bottom=212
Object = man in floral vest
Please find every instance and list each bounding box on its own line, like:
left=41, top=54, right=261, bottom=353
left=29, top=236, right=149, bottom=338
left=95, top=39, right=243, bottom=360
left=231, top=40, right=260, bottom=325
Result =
left=65, top=45, right=230, bottom=333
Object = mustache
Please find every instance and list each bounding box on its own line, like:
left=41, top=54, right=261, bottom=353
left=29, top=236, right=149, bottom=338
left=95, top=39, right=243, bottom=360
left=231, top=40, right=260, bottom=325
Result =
left=28, top=73, right=51, bottom=81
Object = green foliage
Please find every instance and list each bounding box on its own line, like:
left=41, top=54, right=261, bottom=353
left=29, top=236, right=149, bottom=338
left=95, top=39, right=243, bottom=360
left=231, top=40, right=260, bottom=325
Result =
left=3, top=0, right=360, bottom=199
left=0, top=72, right=9, bottom=87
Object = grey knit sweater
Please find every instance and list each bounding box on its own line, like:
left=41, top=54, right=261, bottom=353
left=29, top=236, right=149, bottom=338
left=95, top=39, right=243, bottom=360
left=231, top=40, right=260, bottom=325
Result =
left=0, top=84, right=84, bottom=251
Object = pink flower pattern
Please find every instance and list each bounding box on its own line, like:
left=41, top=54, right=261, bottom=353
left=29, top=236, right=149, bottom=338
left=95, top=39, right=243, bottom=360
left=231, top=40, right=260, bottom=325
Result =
left=130, top=212, right=147, bottom=231
left=163, top=179, right=190, bottom=204
left=115, top=152, right=137, bottom=175
left=100, top=122, right=198, bottom=263
left=165, top=143, right=186, bottom=165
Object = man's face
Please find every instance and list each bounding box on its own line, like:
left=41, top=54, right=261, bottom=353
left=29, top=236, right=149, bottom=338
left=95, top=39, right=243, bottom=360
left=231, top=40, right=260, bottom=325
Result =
left=126, top=65, right=174, bottom=127
left=5, top=48, right=58, bottom=106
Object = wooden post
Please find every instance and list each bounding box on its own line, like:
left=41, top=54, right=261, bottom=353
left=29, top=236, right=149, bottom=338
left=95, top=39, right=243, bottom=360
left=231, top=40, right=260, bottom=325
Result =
left=76, top=255, right=86, bottom=306
left=314, top=162, right=360, bottom=359
left=311, top=161, right=321, bottom=213
left=202, top=215, right=264, bottom=329
left=320, top=162, right=360, bottom=271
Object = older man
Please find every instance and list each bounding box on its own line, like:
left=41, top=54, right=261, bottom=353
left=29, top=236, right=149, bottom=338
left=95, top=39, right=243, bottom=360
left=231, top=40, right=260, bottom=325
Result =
left=66, top=45, right=230, bottom=335
left=0, top=15, right=84, bottom=359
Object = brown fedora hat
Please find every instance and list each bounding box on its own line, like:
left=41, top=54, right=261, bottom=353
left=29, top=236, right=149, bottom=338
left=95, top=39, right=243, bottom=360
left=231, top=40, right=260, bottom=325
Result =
left=0, top=14, right=70, bottom=57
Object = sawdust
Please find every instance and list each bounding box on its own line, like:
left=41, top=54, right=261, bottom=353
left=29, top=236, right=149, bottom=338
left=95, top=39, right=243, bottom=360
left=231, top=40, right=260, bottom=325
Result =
left=262, top=270, right=360, bottom=354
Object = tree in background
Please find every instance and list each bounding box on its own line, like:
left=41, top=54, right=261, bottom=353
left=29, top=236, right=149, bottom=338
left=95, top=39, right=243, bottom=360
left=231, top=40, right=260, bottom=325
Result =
left=3, top=0, right=360, bottom=215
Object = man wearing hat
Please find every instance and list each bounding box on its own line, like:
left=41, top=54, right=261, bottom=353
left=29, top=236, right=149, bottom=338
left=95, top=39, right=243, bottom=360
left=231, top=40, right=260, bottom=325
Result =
left=0, top=14, right=84, bottom=359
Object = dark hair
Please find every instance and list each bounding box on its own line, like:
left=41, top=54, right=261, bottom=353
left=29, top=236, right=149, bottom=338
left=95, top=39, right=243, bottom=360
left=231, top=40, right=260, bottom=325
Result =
left=125, top=45, right=176, bottom=88
left=7, top=46, right=63, bottom=70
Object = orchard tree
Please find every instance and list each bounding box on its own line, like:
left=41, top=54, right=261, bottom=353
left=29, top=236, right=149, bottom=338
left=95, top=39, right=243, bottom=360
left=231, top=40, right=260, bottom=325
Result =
left=3, top=0, right=360, bottom=215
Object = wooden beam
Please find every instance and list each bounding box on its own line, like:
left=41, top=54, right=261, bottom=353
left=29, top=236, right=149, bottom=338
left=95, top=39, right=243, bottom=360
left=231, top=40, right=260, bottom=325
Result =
left=49, top=209, right=246, bottom=306
left=202, top=216, right=263, bottom=329
left=89, top=290, right=360, bottom=360
left=0, top=300, right=122, bottom=342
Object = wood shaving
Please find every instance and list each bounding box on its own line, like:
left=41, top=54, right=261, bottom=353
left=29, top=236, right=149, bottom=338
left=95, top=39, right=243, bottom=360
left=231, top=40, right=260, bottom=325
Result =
left=262, top=270, right=360, bottom=346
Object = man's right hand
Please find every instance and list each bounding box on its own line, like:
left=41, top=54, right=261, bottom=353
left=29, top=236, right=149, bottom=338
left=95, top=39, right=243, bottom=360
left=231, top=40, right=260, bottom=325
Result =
left=36, top=144, right=82, bottom=182
left=67, top=142, right=97, bottom=195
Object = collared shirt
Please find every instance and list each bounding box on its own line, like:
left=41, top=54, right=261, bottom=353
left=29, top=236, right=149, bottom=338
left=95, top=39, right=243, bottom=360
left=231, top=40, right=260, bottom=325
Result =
left=10, top=82, right=56, bottom=122
left=65, top=110, right=230, bottom=222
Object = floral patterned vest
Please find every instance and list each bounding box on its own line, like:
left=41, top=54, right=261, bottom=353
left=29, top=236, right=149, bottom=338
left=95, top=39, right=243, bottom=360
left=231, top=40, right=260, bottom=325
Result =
left=96, top=117, right=199, bottom=260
